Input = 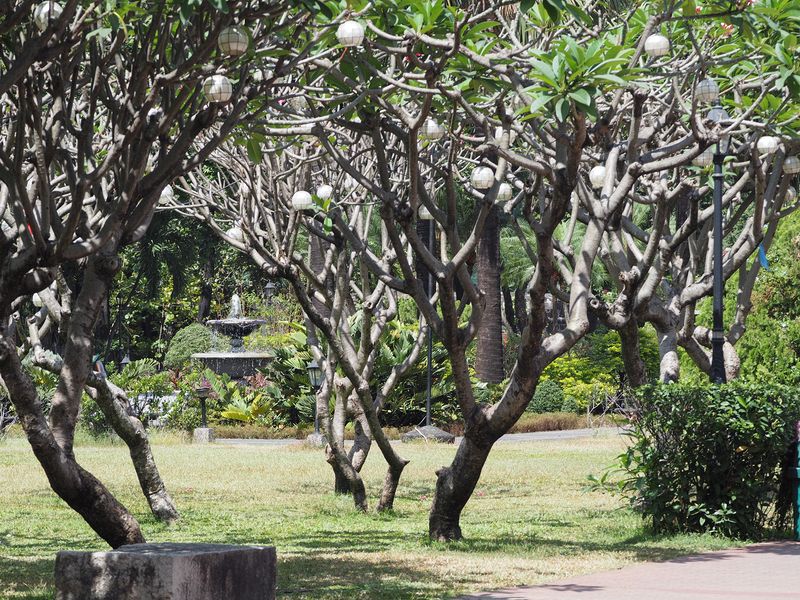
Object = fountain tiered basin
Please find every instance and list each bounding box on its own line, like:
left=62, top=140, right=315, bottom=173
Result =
left=191, top=295, right=273, bottom=379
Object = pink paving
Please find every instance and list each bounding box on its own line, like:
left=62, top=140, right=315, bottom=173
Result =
left=460, top=541, right=800, bottom=599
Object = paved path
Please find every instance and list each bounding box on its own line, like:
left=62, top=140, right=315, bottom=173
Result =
left=459, top=541, right=800, bottom=599
left=216, top=427, right=620, bottom=447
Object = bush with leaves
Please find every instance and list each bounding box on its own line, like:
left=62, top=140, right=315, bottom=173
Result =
left=528, top=380, right=565, bottom=413
left=614, top=382, right=800, bottom=539
left=164, top=323, right=213, bottom=370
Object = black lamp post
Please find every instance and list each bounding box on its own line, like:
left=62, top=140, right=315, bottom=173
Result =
left=306, top=359, right=322, bottom=434
left=196, top=381, right=211, bottom=428
left=708, top=104, right=730, bottom=384
left=418, top=205, right=435, bottom=427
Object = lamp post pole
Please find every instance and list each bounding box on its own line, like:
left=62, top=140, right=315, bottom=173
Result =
left=710, top=144, right=727, bottom=384
left=425, top=219, right=434, bottom=427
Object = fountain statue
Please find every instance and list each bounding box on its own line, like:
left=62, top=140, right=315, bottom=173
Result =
left=191, top=294, right=273, bottom=379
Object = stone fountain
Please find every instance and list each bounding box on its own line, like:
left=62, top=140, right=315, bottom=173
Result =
left=192, top=294, right=273, bottom=380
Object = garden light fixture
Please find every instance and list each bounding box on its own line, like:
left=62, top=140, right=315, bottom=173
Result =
left=291, top=190, right=314, bottom=211
left=589, top=165, right=606, bottom=189
left=471, top=166, right=494, bottom=190
left=695, top=78, right=720, bottom=104
left=756, top=136, right=780, bottom=155
left=203, top=74, right=233, bottom=103
left=34, top=1, right=62, bottom=32
left=336, top=20, right=364, bottom=47
left=644, top=34, right=670, bottom=57
left=218, top=26, right=249, bottom=57
left=497, top=182, right=513, bottom=201
left=784, top=156, right=800, bottom=175
left=420, top=117, right=445, bottom=141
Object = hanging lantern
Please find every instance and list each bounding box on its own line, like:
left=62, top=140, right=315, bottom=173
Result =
left=33, top=1, right=63, bottom=32
left=218, top=25, right=249, bottom=57
left=336, top=20, right=364, bottom=47
left=420, top=117, right=445, bottom=141
left=497, top=183, right=513, bottom=201
left=756, top=136, right=779, bottom=155
left=203, top=74, right=233, bottom=103
left=589, top=165, right=607, bottom=189
left=692, top=147, right=715, bottom=167
left=316, top=184, right=333, bottom=200
left=695, top=78, right=719, bottom=104
left=471, top=166, right=494, bottom=190
left=784, top=156, right=800, bottom=175
left=418, top=205, right=433, bottom=220
left=32, top=293, right=44, bottom=308
left=786, top=186, right=797, bottom=203
left=291, top=190, right=314, bottom=211
left=226, top=225, right=244, bottom=243
left=644, top=34, right=670, bottom=57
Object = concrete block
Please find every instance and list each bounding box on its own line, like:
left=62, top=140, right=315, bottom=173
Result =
left=193, top=427, right=215, bottom=443
left=55, top=542, right=276, bottom=600
left=401, top=425, right=455, bottom=444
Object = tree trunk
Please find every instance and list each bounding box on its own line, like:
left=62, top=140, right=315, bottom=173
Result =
left=90, top=379, right=179, bottom=522
left=475, top=206, right=504, bottom=383
left=514, top=287, right=528, bottom=333
left=50, top=252, right=119, bottom=457
left=429, top=434, right=492, bottom=541
left=619, top=319, right=647, bottom=387
left=502, top=286, right=516, bottom=333
left=0, top=336, right=144, bottom=548
left=656, top=326, right=680, bottom=383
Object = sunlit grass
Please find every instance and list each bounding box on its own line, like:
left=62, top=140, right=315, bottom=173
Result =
left=0, top=432, right=742, bottom=599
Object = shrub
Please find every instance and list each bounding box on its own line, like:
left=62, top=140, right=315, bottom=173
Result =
left=528, top=380, right=564, bottom=413
left=615, top=382, right=800, bottom=539
left=164, top=323, right=213, bottom=370
left=560, top=395, right=580, bottom=414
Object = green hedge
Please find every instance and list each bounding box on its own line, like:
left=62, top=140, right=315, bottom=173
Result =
left=617, top=382, right=800, bottom=539
left=164, top=323, right=212, bottom=370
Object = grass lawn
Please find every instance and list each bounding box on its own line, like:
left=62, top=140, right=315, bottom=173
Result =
left=0, top=431, right=742, bottom=599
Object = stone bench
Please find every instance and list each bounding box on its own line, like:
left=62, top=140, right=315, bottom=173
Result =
left=55, top=542, right=276, bottom=600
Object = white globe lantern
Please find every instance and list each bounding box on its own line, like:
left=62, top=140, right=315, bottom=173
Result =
left=32, top=293, right=44, bottom=308
left=336, top=20, right=364, bottom=48
left=203, top=74, right=233, bottom=103
left=34, top=1, right=63, bottom=32
left=226, top=225, right=244, bottom=243
left=471, top=166, right=494, bottom=190
left=589, top=165, right=607, bottom=189
left=291, top=190, right=314, bottom=211
left=418, top=205, right=433, bottom=220
left=316, top=184, right=333, bottom=200
left=497, top=183, right=513, bottom=201
left=218, top=26, right=249, bottom=57
left=695, top=78, right=719, bottom=104
left=756, top=136, right=780, bottom=155
left=644, top=34, right=670, bottom=57
left=420, top=117, right=445, bottom=141
left=786, top=186, right=797, bottom=203
left=693, top=147, right=715, bottom=167
left=784, top=156, right=800, bottom=175
left=344, top=174, right=358, bottom=190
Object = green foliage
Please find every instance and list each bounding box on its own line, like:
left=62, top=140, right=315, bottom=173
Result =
left=615, top=382, right=800, bottom=539
left=542, top=326, right=660, bottom=408
left=528, top=380, right=564, bottom=413
left=164, top=323, right=212, bottom=370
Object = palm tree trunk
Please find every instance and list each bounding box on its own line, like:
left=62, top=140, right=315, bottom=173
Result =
left=476, top=205, right=504, bottom=383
